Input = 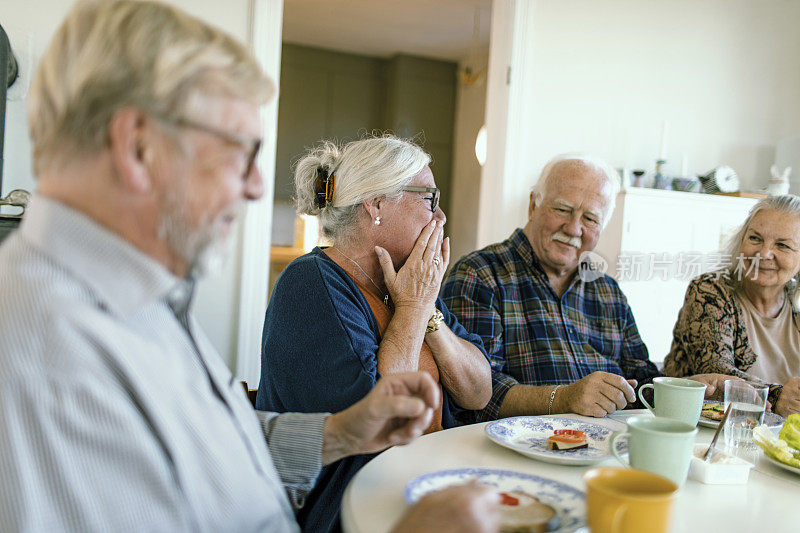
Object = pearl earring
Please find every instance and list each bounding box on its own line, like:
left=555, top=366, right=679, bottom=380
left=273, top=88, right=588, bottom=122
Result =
left=374, top=216, right=381, bottom=226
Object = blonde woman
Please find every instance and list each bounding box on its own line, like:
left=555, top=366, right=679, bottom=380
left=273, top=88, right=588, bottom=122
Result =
left=664, top=195, right=800, bottom=417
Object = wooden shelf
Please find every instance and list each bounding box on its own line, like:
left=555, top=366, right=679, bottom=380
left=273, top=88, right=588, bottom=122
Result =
left=621, top=186, right=764, bottom=208
left=716, top=191, right=769, bottom=199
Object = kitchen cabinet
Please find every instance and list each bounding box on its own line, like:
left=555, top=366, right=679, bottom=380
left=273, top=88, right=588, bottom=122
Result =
left=594, top=187, right=759, bottom=363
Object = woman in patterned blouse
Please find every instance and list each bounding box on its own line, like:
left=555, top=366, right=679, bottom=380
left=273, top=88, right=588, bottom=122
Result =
left=663, top=195, right=800, bottom=417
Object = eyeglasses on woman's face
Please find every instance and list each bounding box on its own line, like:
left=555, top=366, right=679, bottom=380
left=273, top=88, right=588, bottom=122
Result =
left=401, top=186, right=440, bottom=213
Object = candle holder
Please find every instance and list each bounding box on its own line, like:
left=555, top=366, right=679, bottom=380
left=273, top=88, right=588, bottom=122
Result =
left=653, top=159, right=672, bottom=190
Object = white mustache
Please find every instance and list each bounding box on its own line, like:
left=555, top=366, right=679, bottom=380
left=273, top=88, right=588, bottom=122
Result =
left=551, top=232, right=581, bottom=249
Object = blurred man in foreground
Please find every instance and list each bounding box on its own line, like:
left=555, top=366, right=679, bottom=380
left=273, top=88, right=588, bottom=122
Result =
left=0, top=1, right=498, bottom=531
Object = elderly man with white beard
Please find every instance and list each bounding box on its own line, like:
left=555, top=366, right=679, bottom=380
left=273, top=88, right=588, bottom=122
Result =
left=442, top=155, right=728, bottom=422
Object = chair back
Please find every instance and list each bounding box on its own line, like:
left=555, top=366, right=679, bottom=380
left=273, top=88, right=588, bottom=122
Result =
left=239, top=381, right=258, bottom=408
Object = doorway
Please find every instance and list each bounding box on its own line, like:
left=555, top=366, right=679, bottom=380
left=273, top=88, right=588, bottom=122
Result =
left=269, top=0, right=492, bottom=295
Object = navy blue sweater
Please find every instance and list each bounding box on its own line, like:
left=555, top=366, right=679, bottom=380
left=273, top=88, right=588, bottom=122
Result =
left=256, top=247, right=486, bottom=533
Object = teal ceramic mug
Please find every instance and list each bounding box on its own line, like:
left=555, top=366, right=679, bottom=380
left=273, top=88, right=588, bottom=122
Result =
left=611, top=416, right=697, bottom=486
left=638, top=377, right=706, bottom=427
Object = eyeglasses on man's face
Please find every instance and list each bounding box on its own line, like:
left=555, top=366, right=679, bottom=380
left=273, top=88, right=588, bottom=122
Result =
left=156, top=115, right=262, bottom=181
left=401, top=186, right=440, bottom=213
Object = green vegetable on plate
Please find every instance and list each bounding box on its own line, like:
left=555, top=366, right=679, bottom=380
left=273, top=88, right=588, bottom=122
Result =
left=779, top=414, right=800, bottom=451
left=754, top=415, right=800, bottom=469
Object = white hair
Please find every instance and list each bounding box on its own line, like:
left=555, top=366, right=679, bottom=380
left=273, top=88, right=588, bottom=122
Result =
left=294, top=135, right=431, bottom=242
left=532, top=154, right=621, bottom=227
left=722, top=194, right=800, bottom=310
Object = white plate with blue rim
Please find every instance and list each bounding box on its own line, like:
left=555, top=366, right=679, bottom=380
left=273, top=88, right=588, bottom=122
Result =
left=405, top=467, right=586, bottom=531
left=699, top=400, right=784, bottom=429
left=485, top=416, right=627, bottom=466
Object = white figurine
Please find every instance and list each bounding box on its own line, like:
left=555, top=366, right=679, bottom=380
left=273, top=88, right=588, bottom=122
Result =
left=768, top=165, right=791, bottom=196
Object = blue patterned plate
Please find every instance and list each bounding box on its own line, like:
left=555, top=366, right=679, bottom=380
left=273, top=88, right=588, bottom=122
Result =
left=485, top=416, right=627, bottom=465
left=699, top=400, right=784, bottom=429
left=405, top=467, right=586, bottom=531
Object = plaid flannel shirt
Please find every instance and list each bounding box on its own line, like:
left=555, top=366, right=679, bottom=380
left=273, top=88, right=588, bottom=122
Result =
left=442, top=229, right=659, bottom=422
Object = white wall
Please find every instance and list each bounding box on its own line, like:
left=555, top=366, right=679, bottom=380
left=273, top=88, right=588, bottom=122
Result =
left=3, top=0, right=63, bottom=198
left=448, top=51, right=488, bottom=264
left=1, top=0, right=281, bottom=378
left=483, top=0, right=800, bottom=244
left=2, top=0, right=251, bottom=195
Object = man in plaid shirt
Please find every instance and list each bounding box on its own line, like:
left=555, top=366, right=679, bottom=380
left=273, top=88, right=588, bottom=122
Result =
left=442, top=155, right=726, bottom=422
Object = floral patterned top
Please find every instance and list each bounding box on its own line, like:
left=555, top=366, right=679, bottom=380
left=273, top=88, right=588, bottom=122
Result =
left=662, top=272, right=799, bottom=406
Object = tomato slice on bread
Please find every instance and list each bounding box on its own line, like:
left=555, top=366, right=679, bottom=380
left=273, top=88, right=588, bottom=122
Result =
left=550, top=429, right=586, bottom=443
left=499, top=492, right=520, bottom=506
left=547, top=429, right=588, bottom=450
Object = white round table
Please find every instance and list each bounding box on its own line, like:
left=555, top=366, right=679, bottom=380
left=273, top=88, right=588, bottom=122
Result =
left=341, top=410, right=800, bottom=532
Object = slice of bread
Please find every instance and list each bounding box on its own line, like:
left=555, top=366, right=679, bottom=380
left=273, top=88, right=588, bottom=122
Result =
left=499, top=491, right=561, bottom=533
left=702, top=402, right=725, bottom=421
left=546, top=438, right=589, bottom=451
left=546, top=431, right=588, bottom=451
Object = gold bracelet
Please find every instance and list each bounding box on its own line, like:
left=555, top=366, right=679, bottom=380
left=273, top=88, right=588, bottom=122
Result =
left=426, top=309, right=444, bottom=333
left=548, top=385, right=563, bottom=415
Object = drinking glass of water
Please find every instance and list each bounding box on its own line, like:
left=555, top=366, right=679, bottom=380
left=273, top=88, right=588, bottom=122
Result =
left=723, top=380, right=768, bottom=449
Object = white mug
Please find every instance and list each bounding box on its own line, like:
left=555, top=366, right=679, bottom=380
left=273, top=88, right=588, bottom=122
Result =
left=638, top=377, right=706, bottom=427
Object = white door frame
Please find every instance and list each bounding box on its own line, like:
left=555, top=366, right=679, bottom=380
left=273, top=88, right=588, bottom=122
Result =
left=234, top=0, right=283, bottom=384
left=478, top=0, right=535, bottom=247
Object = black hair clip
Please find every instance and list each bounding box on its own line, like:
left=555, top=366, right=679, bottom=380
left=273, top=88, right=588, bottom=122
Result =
left=314, top=167, right=335, bottom=208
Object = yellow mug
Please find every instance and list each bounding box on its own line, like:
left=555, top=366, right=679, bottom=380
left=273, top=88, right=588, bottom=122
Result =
left=583, top=467, right=678, bottom=533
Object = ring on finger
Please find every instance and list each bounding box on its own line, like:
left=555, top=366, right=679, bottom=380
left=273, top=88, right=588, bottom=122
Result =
left=433, top=257, right=440, bottom=266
